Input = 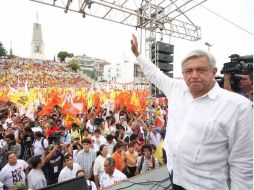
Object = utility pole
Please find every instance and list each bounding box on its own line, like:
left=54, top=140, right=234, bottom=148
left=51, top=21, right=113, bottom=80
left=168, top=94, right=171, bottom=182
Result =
left=204, top=42, right=212, bottom=52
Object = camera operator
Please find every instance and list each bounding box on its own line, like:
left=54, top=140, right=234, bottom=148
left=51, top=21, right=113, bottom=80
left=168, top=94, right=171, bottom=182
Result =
left=223, top=73, right=253, bottom=100
left=222, top=54, right=253, bottom=101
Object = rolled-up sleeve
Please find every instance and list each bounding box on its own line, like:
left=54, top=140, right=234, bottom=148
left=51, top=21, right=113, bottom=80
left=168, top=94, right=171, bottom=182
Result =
left=228, top=102, right=253, bottom=190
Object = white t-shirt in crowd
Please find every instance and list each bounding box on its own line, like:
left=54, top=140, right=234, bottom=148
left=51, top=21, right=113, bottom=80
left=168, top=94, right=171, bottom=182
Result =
left=0, top=160, right=28, bottom=189
left=105, top=139, right=117, bottom=156
left=27, top=169, right=47, bottom=190
left=91, top=135, right=107, bottom=148
left=99, top=169, right=127, bottom=190
left=33, top=138, right=49, bottom=156
left=58, top=163, right=82, bottom=183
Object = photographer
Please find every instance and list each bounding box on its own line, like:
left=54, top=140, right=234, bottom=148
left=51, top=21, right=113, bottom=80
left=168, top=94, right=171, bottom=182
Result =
left=224, top=73, right=253, bottom=100
left=43, top=144, right=64, bottom=185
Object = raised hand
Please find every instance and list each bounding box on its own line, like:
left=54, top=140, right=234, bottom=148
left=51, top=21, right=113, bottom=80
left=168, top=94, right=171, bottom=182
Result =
left=131, top=34, right=140, bottom=57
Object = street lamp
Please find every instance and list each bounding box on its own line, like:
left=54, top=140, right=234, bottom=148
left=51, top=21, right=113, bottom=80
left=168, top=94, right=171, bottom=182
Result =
left=204, top=42, right=212, bottom=52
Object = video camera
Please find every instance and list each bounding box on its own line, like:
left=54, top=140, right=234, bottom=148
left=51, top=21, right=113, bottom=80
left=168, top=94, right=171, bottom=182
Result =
left=216, top=54, right=253, bottom=91
left=221, top=54, right=253, bottom=75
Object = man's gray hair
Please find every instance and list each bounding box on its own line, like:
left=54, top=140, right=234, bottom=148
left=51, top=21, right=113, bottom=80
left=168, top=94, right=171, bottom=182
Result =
left=106, top=157, right=115, bottom=166
left=181, top=50, right=216, bottom=69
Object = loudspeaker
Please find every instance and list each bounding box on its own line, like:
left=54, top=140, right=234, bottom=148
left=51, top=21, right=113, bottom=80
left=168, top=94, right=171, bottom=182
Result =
left=163, top=72, right=173, bottom=78
left=157, top=63, right=173, bottom=72
left=152, top=54, right=173, bottom=63
left=38, top=177, right=89, bottom=190
left=152, top=42, right=174, bottom=54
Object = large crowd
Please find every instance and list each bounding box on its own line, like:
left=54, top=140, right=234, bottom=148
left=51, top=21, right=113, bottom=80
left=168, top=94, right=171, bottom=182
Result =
left=0, top=57, right=168, bottom=190
left=0, top=58, right=90, bottom=88
left=0, top=101, right=167, bottom=190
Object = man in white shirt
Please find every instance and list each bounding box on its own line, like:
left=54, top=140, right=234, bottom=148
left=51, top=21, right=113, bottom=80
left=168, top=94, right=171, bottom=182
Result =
left=33, top=131, right=48, bottom=156
left=59, top=127, right=72, bottom=145
left=0, top=152, right=29, bottom=189
left=58, top=154, right=81, bottom=182
left=131, top=35, right=253, bottom=190
left=99, top=157, right=127, bottom=190
left=27, top=155, right=47, bottom=190
left=148, top=124, right=161, bottom=147
left=91, top=128, right=107, bottom=148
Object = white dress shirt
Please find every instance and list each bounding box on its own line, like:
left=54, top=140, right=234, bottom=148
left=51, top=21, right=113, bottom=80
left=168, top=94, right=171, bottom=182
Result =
left=137, top=55, right=253, bottom=190
left=148, top=132, right=161, bottom=146
left=99, top=169, right=127, bottom=189
left=58, top=163, right=82, bottom=182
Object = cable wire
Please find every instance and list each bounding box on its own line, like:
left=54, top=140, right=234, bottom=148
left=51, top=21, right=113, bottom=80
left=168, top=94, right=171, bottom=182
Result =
left=193, top=0, right=254, bottom=36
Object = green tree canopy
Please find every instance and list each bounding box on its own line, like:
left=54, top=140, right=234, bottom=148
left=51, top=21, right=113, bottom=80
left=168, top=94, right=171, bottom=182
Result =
left=67, top=60, right=80, bottom=72
left=0, top=42, right=7, bottom=57
left=83, top=69, right=95, bottom=79
left=57, top=51, right=74, bottom=62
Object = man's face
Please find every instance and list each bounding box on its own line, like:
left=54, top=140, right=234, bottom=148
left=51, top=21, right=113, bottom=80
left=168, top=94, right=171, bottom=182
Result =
left=104, top=160, right=114, bottom=174
left=64, top=156, right=74, bottom=168
left=238, top=75, right=252, bottom=90
left=128, top=146, right=134, bottom=153
left=83, top=143, right=90, bottom=151
left=144, top=148, right=152, bottom=158
left=95, top=132, right=100, bottom=138
left=5, top=137, right=13, bottom=145
left=8, top=153, right=17, bottom=165
left=120, top=129, right=125, bottom=136
left=151, top=125, right=156, bottom=133
left=7, top=127, right=15, bottom=134
left=183, top=57, right=217, bottom=97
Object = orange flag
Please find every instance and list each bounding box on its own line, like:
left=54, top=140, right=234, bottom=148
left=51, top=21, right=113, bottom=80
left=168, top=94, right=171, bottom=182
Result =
left=155, top=116, right=164, bottom=127
left=37, top=104, right=53, bottom=117
left=62, top=102, right=79, bottom=117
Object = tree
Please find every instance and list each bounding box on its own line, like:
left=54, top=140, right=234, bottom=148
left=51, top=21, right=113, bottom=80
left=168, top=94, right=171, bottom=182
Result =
left=0, top=42, right=7, bottom=57
left=67, top=60, right=80, bottom=72
left=57, top=51, right=74, bottom=62
left=83, top=69, right=96, bottom=79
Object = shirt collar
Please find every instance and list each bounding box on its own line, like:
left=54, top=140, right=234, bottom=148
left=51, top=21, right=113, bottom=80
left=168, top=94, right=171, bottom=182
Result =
left=184, top=80, right=220, bottom=100
left=110, top=169, right=118, bottom=178
left=207, top=82, right=220, bottom=99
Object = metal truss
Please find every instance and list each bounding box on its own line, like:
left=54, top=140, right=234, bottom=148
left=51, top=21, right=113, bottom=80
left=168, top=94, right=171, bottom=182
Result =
left=29, top=0, right=206, bottom=41
left=29, top=0, right=207, bottom=120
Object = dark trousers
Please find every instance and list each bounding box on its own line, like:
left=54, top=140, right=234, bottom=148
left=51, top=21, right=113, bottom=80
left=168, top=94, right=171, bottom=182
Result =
left=169, top=170, right=186, bottom=190
left=126, top=166, right=136, bottom=178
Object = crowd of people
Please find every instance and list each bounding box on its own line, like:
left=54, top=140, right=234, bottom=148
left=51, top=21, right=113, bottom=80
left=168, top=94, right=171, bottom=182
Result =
left=0, top=58, right=90, bottom=88
left=0, top=99, right=167, bottom=190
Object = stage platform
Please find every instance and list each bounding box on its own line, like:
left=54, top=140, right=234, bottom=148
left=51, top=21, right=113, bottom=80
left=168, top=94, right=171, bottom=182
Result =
left=104, top=166, right=172, bottom=190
